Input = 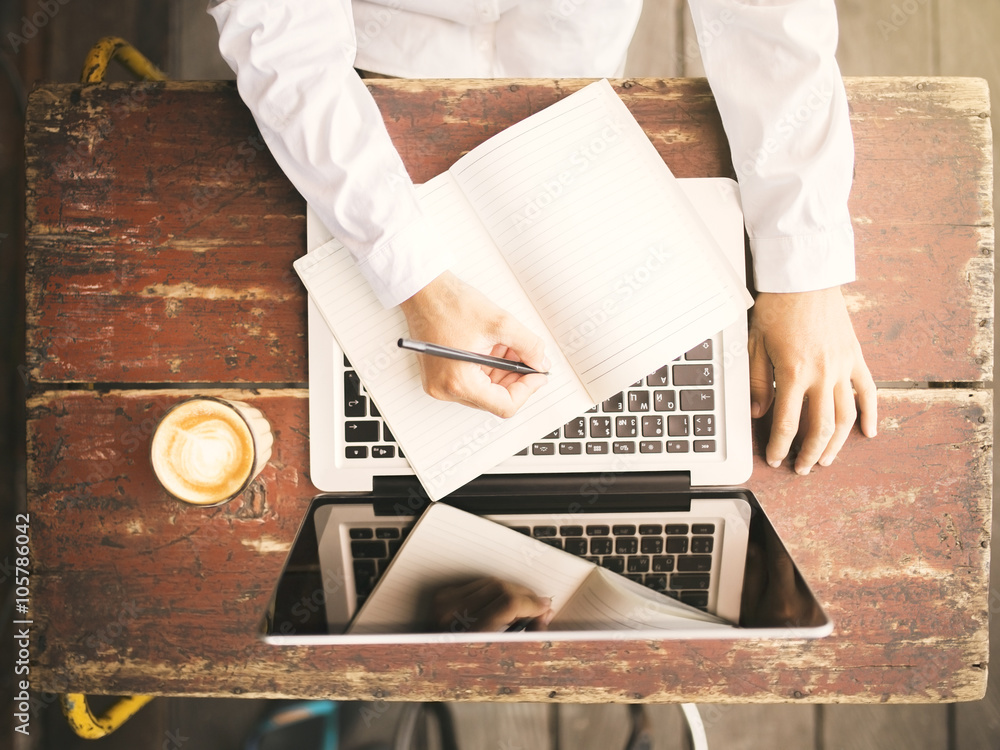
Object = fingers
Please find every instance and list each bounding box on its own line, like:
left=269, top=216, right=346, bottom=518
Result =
left=431, top=578, right=552, bottom=632
left=748, top=333, right=775, bottom=419
left=854, top=362, right=878, bottom=438
left=765, top=380, right=805, bottom=469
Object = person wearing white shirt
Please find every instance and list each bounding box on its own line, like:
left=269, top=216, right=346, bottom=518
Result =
left=208, top=0, right=877, bottom=475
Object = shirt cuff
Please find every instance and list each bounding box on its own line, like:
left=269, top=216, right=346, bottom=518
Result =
left=750, top=223, right=856, bottom=293
left=354, top=214, right=456, bottom=308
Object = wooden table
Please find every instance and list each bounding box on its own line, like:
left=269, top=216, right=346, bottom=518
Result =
left=24, top=78, right=992, bottom=703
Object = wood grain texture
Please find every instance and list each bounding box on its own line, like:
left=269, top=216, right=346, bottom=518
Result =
left=24, top=77, right=992, bottom=386
left=25, top=388, right=990, bottom=702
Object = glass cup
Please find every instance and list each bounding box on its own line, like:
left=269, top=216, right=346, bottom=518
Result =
left=150, top=396, right=273, bottom=506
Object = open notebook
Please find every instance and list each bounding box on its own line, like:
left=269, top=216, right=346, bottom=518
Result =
left=294, top=80, right=753, bottom=500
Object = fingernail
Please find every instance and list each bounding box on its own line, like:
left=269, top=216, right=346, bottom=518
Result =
left=796, top=465, right=811, bottom=476
left=751, top=402, right=761, bottom=418
left=768, top=460, right=780, bottom=468
left=819, top=457, right=832, bottom=467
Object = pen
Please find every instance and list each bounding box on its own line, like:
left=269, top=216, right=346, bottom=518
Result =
left=397, top=338, right=549, bottom=376
left=505, top=616, right=536, bottom=632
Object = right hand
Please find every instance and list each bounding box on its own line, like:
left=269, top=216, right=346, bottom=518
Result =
left=399, top=271, right=550, bottom=418
left=431, top=577, right=553, bottom=632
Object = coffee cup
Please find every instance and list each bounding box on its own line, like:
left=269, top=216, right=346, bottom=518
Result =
left=150, top=397, right=273, bottom=506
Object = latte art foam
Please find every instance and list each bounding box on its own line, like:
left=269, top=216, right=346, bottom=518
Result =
left=151, top=399, right=258, bottom=505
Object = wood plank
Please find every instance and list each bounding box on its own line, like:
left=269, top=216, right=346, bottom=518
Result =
left=823, top=705, right=948, bottom=750
left=25, top=388, right=990, bottom=701
left=835, top=0, right=937, bottom=77
left=23, top=78, right=992, bottom=386
left=938, top=5, right=1000, bottom=742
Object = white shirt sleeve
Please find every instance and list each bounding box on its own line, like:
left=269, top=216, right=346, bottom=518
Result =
left=208, top=0, right=454, bottom=308
left=689, top=0, right=856, bottom=293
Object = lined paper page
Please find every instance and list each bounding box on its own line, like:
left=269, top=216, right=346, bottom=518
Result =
left=349, top=503, right=594, bottom=634
left=553, top=568, right=733, bottom=631
left=294, top=173, right=593, bottom=501
left=451, top=80, right=751, bottom=402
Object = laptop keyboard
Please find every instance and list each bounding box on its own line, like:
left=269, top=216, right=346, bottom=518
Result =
left=348, top=518, right=717, bottom=614
left=342, top=337, right=720, bottom=461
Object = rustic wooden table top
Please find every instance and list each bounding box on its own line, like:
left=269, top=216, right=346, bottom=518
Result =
left=24, top=77, right=992, bottom=703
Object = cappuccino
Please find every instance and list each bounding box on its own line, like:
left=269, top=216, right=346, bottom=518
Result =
left=151, top=398, right=273, bottom=506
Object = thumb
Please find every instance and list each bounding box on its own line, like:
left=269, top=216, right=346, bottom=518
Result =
left=748, top=335, right=774, bottom=419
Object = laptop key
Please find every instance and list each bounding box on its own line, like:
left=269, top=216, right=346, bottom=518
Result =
left=533, top=526, right=557, bottom=537
left=613, top=524, right=636, bottom=535
left=616, top=416, right=637, bottom=437
left=344, top=371, right=362, bottom=400
left=680, top=592, right=709, bottom=609
left=640, top=537, right=663, bottom=554
left=670, top=573, right=710, bottom=590
left=628, top=391, right=650, bottom=412
left=665, top=524, right=689, bottom=534
left=564, top=418, right=586, bottom=438
left=639, top=440, right=662, bottom=453
left=590, top=537, right=613, bottom=555
left=694, top=440, right=716, bottom=453
left=652, top=555, right=675, bottom=572
left=590, top=417, right=612, bottom=438
left=627, top=556, right=650, bottom=573
left=693, top=415, right=715, bottom=436
left=586, top=442, right=609, bottom=454
left=653, top=390, right=676, bottom=412
left=346, top=446, right=368, bottom=459
left=645, top=574, right=668, bottom=591
left=345, top=421, right=379, bottom=442
left=639, top=524, right=663, bottom=535
left=587, top=525, right=610, bottom=536
left=382, top=424, right=396, bottom=443
left=685, top=340, right=713, bottom=361
left=375, top=528, right=400, bottom=539
left=351, top=540, right=387, bottom=558
left=666, top=441, right=688, bottom=453
left=532, top=443, right=555, bottom=455
left=541, top=429, right=559, bottom=440
left=344, top=395, right=367, bottom=417
left=641, top=416, right=663, bottom=437
left=602, top=393, right=624, bottom=412
left=647, top=365, right=670, bottom=387
left=680, top=389, right=715, bottom=411
left=564, top=538, right=589, bottom=556
left=691, top=537, right=714, bottom=553
left=678, top=555, right=713, bottom=572
left=667, top=415, right=689, bottom=436
left=666, top=537, right=689, bottom=554
left=613, top=441, right=635, bottom=454
left=559, top=442, right=582, bottom=455
left=692, top=524, right=716, bottom=534
left=673, top=364, right=714, bottom=386
left=372, top=445, right=395, bottom=458
left=349, top=528, right=374, bottom=539
left=601, top=556, right=625, bottom=573
left=615, top=537, right=638, bottom=555
left=560, top=525, right=583, bottom=536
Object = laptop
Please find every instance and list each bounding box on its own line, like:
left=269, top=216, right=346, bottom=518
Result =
left=256, top=177, right=832, bottom=643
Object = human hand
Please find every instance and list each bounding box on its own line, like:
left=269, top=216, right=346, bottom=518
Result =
left=748, top=287, right=877, bottom=474
left=399, top=271, right=550, bottom=418
left=430, top=577, right=553, bottom=632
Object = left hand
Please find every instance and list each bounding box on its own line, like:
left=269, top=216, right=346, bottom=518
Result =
left=748, top=287, right=877, bottom=474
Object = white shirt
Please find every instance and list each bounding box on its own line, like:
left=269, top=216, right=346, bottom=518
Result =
left=209, top=0, right=855, bottom=306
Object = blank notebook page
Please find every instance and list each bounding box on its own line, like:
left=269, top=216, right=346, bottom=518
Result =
left=451, top=79, right=748, bottom=402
